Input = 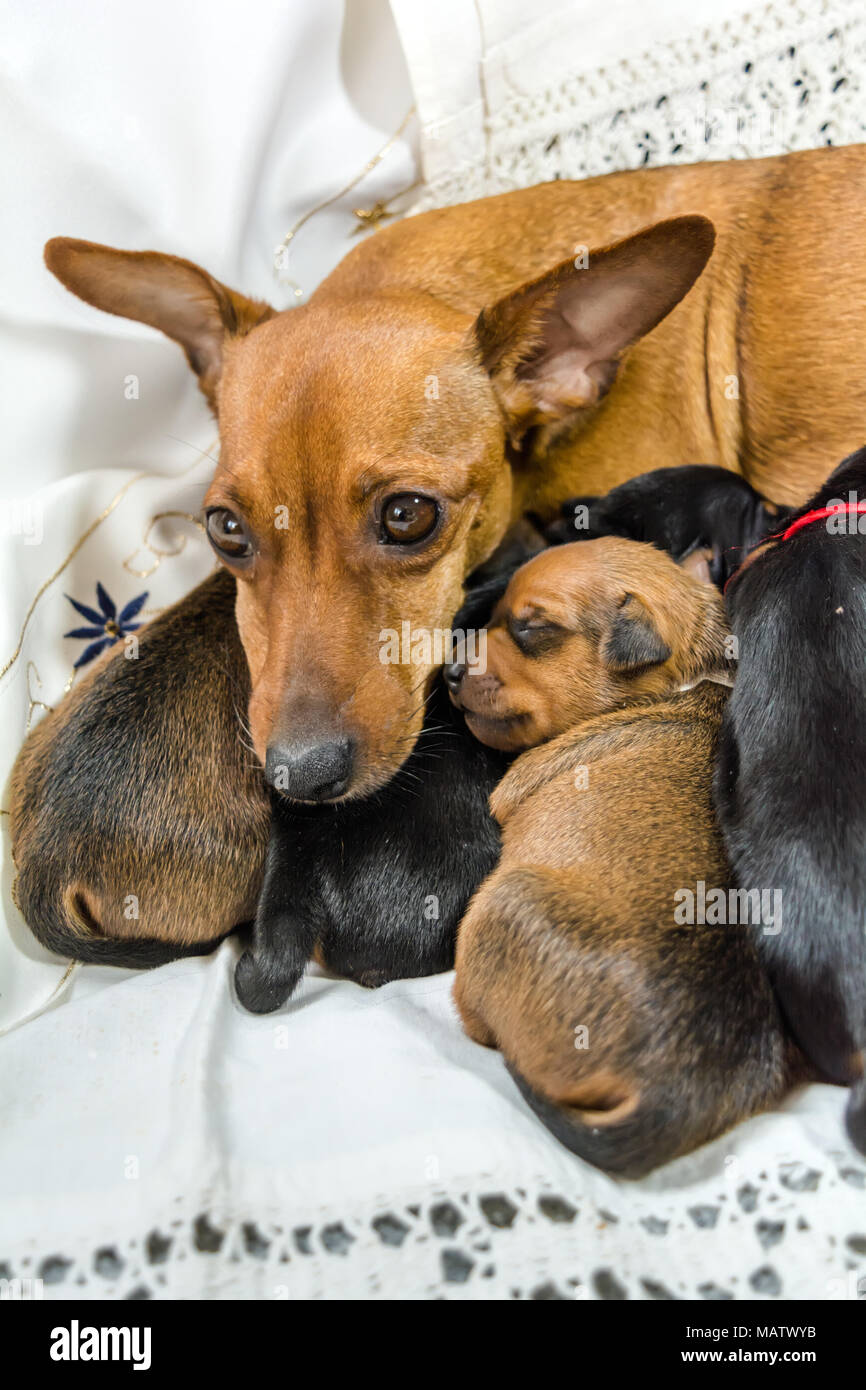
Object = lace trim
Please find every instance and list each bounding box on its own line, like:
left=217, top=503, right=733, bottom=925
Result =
left=3, top=1155, right=865, bottom=1300
left=414, top=0, right=866, bottom=211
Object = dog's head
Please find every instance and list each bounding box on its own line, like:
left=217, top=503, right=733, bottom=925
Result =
left=447, top=536, right=730, bottom=750
left=44, top=216, right=712, bottom=800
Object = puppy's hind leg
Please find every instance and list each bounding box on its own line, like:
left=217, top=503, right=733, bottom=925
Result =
left=234, top=814, right=321, bottom=1014
left=507, top=1065, right=666, bottom=1179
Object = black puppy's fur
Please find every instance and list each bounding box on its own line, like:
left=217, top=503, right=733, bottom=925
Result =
left=233, top=564, right=521, bottom=1013
left=543, top=465, right=790, bottom=586
left=714, top=446, right=866, bottom=1152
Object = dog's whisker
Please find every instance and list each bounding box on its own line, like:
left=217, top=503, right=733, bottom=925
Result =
left=162, top=432, right=222, bottom=471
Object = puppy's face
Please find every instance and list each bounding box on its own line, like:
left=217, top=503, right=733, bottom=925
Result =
left=448, top=537, right=728, bottom=750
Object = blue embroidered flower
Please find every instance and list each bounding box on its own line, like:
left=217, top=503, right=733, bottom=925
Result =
left=64, top=582, right=149, bottom=667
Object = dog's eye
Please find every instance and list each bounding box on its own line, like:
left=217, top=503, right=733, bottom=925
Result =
left=508, top=617, right=562, bottom=655
left=206, top=508, right=253, bottom=561
left=380, top=493, right=440, bottom=545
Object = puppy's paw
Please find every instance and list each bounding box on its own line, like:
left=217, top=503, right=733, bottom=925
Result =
left=234, top=948, right=297, bottom=1014
left=335, top=962, right=396, bottom=989
left=357, top=969, right=390, bottom=989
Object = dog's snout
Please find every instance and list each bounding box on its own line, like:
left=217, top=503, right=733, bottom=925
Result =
left=444, top=661, right=466, bottom=692
left=265, top=737, right=355, bottom=802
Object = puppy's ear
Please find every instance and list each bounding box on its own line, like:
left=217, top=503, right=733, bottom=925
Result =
left=475, top=216, right=714, bottom=444
left=44, top=238, right=275, bottom=412
left=602, top=594, right=672, bottom=673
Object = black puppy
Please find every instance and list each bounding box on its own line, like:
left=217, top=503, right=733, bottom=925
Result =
left=542, top=465, right=790, bottom=586
left=233, top=566, right=520, bottom=1013
left=714, top=445, right=866, bottom=1152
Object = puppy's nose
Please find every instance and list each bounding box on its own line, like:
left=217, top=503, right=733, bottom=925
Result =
left=265, top=737, right=354, bottom=802
left=443, top=661, right=466, bottom=692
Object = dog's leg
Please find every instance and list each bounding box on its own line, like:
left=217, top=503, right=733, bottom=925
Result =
left=234, top=810, right=321, bottom=1014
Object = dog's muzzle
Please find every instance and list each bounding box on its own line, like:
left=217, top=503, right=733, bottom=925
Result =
left=265, top=736, right=355, bottom=802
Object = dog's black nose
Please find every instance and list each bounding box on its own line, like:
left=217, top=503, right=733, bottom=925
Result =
left=265, top=737, right=354, bottom=802
left=443, top=661, right=466, bottom=692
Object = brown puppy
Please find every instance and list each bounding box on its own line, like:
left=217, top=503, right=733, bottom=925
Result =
left=9, top=571, right=270, bottom=965
left=451, top=540, right=806, bottom=1176
left=41, top=145, right=866, bottom=803
left=446, top=536, right=732, bottom=749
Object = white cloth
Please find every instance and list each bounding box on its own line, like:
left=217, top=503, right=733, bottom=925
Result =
left=394, top=0, right=866, bottom=210
left=2, top=0, right=865, bottom=1301
left=0, top=0, right=417, bottom=495
left=2, top=938, right=862, bottom=1301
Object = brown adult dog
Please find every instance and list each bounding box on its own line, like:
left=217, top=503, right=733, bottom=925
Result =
left=43, top=145, right=866, bottom=801
left=450, top=540, right=806, bottom=1175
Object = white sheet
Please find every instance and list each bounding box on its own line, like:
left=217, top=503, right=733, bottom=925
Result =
left=2, top=0, right=865, bottom=1301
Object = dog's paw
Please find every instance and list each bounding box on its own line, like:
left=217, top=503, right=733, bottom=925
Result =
left=357, top=968, right=390, bottom=990
left=234, top=948, right=296, bottom=1014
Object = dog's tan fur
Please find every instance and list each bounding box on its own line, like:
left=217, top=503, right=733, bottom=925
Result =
left=42, top=146, right=866, bottom=795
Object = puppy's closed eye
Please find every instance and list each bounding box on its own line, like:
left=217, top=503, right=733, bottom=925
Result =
left=507, top=615, right=565, bottom=656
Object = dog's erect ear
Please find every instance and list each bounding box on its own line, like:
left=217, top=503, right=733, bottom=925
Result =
left=475, top=216, right=714, bottom=442
left=44, top=238, right=275, bottom=411
left=602, top=594, right=672, bottom=673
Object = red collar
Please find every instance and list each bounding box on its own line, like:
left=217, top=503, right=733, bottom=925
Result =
left=777, top=501, right=866, bottom=542
left=725, top=500, right=866, bottom=595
